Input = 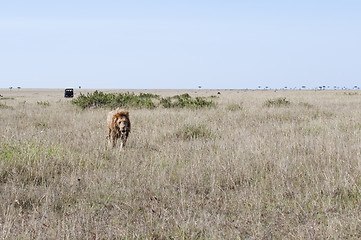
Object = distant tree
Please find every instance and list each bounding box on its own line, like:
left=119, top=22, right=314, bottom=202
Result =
left=17, top=87, right=21, bottom=89
left=198, top=86, right=202, bottom=89
left=79, top=86, right=81, bottom=89
left=9, top=87, right=13, bottom=90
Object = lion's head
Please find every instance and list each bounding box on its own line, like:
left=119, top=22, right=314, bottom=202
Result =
left=112, top=111, right=131, bottom=137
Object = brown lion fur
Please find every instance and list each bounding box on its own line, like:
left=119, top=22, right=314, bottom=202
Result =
left=107, top=108, right=131, bottom=149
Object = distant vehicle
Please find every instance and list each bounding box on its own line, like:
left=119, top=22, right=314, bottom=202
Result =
left=64, top=88, right=74, bottom=98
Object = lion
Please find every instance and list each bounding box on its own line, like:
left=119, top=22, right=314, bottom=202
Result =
left=107, top=108, right=131, bottom=149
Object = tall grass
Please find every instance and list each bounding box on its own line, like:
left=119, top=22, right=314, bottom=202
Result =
left=0, top=89, right=361, bottom=239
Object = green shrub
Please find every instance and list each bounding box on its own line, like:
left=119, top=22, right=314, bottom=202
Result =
left=72, top=91, right=214, bottom=109
left=139, top=93, right=160, bottom=99
left=160, top=94, right=214, bottom=108
left=0, top=97, right=14, bottom=101
left=344, top=92, right=358, bottom=96
left=0, top=103, right=13, bottom=109
left=264, top=97, right=290, bottom=107
left=73, top=90, right=113, bottom=109
left=37, top=101, right=50, bottom=106
left=109, top=92, right=157, bottom=109
left=159, top=97, right=173, bottom=108
left=71, top=91, right=158, bottom=109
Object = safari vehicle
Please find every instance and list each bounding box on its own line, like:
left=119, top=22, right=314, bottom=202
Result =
left=64, top=88, right=74, bottom=98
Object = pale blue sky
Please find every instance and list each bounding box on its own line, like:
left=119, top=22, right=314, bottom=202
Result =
left=1, top=1, right=361, bottom=89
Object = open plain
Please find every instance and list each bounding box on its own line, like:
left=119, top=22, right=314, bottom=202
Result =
left=1, top=88, right=361, bottom=239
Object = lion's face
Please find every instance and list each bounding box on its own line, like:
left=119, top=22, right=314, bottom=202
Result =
left=114, top=114, right=130, bottom=136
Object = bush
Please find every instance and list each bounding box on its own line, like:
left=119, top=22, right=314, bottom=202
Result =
left=72, top=91, right=214, bottom=109
left=0, top=97, right=14, bottom=101
left=160, top=94, right=214, bottom=109
left=0, top=103, right=13, bottom=109
left=72, top=91, right=158, bottom=109
left=264, top=97, right=290, bottom=107
left=37, top=101, right=50, bottom=106
left=139, top=93, right=160, bottom=99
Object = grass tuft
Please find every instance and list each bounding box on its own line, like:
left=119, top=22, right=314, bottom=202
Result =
left=264, top=97, right=290, bottom=107
left=176, top=124, right=213, bottom=140
left=0, top=103, right=14, bottom=109
left=37, top=101, right=50, bottom=106
left=226, top=103, right=243, bottom=111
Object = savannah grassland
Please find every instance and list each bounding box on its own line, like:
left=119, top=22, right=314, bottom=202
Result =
left=1, top=88, right=361, bottom=239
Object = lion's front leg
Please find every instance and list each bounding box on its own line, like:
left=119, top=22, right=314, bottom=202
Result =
left=119, top=141, right=124, bottom=150
left=108, top=130, right=117, bottom=149
left=119, top=136, right=127, bottom=150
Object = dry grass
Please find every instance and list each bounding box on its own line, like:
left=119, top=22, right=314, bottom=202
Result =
left=1, top=88, right=361, bottom=239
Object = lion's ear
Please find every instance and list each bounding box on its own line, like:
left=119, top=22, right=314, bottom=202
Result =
left=124, top=111, right=129, bottom=117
